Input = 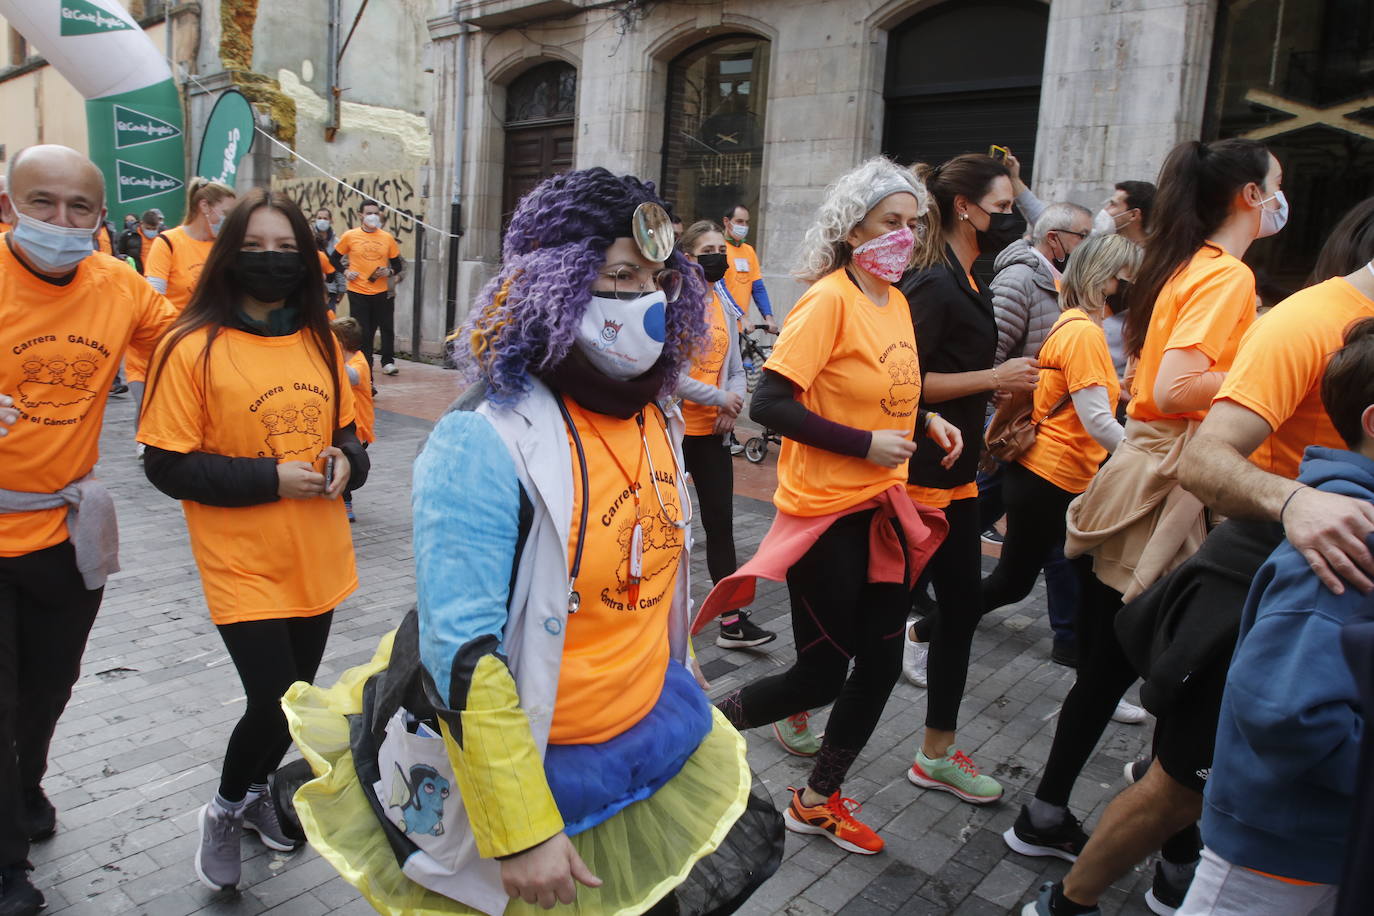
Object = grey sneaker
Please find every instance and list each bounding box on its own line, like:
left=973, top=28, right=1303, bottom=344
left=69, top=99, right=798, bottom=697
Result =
left=243, top=792, right=299, bottom=852
left=194, top=802, right=243, bottom=891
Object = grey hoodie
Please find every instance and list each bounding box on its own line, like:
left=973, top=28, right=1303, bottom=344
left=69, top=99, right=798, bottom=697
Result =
left=990, top=238, right=1060, bottom=365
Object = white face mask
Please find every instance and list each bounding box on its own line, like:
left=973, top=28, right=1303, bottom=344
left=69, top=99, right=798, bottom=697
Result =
left=1093, top=207, right=1128, bottom=235
left=315, top=219, right=331, bottom=232
left=362, top=213, right=382, bottom=229
left=1257, top=189, right=1289, bottom=239
left=575, top=290, right=667, bottom=380
left=728, top=222, right=748, bottom=241
left=12, top=212, right=97, bottom=273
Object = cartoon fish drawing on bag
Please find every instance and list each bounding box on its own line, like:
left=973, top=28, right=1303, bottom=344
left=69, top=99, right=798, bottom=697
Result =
left=387, top=762, right=450, bottom=836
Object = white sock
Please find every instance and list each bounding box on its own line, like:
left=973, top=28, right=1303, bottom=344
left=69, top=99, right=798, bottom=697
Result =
left=213, top=793, right=248, bottom=816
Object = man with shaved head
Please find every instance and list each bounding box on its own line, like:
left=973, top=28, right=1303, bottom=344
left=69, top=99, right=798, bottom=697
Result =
left=0, top=144, right=175, bottom=915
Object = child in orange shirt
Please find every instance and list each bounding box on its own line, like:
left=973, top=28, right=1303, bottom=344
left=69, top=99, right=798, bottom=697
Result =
left=330, top=316, right=374, bottom=522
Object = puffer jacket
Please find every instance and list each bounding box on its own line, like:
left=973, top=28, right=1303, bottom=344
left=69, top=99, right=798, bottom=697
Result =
left=991, top=239, right=1060, bottom=364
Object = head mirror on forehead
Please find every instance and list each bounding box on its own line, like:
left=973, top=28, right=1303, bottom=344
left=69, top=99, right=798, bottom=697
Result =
left=632, top=202, right=675, bottom=262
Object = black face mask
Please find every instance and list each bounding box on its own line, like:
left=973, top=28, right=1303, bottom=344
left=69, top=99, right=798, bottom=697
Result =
left=1105, top=281, right=1131, bottom=316
left=1048, top=233, right=1070, bottom=273
left=696, top=252, right=728, bottom=284
left=974, top=207, right=1026, bottom=256
left=232, top=250, right=307, bottom=303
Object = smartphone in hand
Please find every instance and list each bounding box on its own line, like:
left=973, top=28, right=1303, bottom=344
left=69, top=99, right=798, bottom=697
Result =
left=324, top=457, right=335, bottom=495
left=988, top=144, right=1009, bottom=162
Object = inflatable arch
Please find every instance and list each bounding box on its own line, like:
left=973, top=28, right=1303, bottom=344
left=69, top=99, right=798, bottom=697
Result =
left=1, top=0, right=186, bottom=222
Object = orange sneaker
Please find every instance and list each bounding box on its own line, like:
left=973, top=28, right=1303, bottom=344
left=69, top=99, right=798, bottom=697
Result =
left=782, top=786, right=884, bottom=855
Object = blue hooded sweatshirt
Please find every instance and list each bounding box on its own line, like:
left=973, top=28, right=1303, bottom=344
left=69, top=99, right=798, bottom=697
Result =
left=1202, top=446, right=1369, bottom=884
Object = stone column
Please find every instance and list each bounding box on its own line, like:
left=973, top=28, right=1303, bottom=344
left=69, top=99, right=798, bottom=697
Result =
left=1033, top=0, right=1220, bottom=206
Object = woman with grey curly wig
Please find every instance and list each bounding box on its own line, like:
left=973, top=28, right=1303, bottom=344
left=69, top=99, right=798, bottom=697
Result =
left=695, top=157, right=961, bottom=856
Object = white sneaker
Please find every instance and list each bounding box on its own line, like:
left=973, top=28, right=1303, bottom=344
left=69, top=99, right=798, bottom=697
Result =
left=1112, top=698, right=1147, bottom=724
left=903, top=627, right=928, bottom=687
left=135, top=442, right=146, bottom=461
left=381, top=363, right=398, bottom=376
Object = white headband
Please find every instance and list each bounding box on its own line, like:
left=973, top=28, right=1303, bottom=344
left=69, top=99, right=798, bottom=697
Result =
left=865, top=177, right=920, bottom=214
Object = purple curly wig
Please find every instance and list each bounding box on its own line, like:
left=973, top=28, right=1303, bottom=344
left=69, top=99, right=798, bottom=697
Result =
left=460, top=167, right=709, bottom=405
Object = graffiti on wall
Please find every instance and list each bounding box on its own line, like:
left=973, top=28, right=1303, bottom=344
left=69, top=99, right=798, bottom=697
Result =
left=272, top=172, right=423, bottom=259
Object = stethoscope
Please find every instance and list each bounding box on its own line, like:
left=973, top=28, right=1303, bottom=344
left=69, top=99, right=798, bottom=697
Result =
left=554, top=395, right=693, bottom=614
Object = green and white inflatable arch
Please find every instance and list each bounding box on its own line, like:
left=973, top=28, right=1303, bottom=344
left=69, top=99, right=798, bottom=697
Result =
left=1, top=0, right=186, bottom=222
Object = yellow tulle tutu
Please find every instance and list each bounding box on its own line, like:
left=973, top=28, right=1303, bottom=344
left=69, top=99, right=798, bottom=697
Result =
left=283, top=630, right=751, bottom=915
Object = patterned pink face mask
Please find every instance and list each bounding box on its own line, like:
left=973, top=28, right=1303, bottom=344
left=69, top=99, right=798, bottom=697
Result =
left=852, top=227, right=915, bottom=282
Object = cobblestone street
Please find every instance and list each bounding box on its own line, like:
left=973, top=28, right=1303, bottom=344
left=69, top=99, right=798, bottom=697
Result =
left=34, top=358, right=1155, bottom=916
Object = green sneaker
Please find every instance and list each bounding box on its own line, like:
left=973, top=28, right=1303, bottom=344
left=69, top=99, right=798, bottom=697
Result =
left=772, top=711, right=821, bottom=757
left=908, top=747, right=1003, bottom=804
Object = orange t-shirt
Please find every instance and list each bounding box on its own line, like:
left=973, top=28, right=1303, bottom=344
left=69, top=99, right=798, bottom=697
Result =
left=131, top=226, right=215, bottom=382
left=1127, top=245, right=1256, bottom=423
left=96, top=225, right=113, bottom=256
left=1020, top=310, right=1122, bottom=494
left=317, top=249, right=335, bottom=280
left=1216, top=277, right=1374, bottom=479
left=766, top=269, right=920, bottom=517
left=137, top=327, right=358, bottom=624
left=906, top=482, right=977, bottom=509
left=550, top=401, right=683, bottom=744
left=681, top=292, right=732, bottom=436
left=723, top=239, right=762, bottom=317
left=346, top=350, right=375, bottom=444
left=334, top=227, right=399, bottom=295
left=0, top=245, right=176, bottom=556
left=143, top=226, right=214, bottom=311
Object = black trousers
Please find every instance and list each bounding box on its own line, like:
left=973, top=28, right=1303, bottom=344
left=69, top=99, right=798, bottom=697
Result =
left=0, top=542, right=103, bottom=865
left=1033, top=558, right=1135, bottom=806
left=681, top=434, right=737, bottom=584
left=717, top=510, right=908, bottom=795
left=912, top=497, right=983, bottom=731
left=981, top=463, right=1079, bottom=637
left=216, top=612, right=333, bottom=801
left=348, top=290, right=394, bottom=367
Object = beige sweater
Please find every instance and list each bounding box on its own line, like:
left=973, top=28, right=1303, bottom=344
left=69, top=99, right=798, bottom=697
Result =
left=1065, top=418, right=1207, bottom=601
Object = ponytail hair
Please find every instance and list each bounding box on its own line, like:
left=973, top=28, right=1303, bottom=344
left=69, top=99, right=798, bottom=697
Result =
left=1123, top=138, right=1271, bottom=357
left=911, top=154, right=1010, bottom=269
left=185, top=177, right=236, bottom=223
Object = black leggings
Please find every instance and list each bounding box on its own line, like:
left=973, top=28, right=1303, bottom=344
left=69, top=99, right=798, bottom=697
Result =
left=681, top=434, right=737, bottom=584
left=1033, top=559, right=1135, bottom=806
left=0, top=542, right=102, bottom=865
left=981, top=463, right=1077, bottom=614
left=913, top=497, right=983, bottom=731
left=717, top=510, right=908, bottom=795
left=217, top=611, right=333, bottom=801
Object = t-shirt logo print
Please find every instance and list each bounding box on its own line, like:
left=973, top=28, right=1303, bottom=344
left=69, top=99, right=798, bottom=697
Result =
left=17, top=350, right=101, bottom=409
left=881, top=354, right=920, bottom=417
left=613, top=510, right=683, bottom=594
left=259, top=399, right=327, bottom=459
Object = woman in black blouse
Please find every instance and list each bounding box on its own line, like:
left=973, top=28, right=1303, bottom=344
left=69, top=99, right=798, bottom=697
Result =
left=897, top=154, right=1038, bottom=805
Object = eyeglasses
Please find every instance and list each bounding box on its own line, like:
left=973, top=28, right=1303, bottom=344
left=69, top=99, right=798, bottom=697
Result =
left=1051, top=228, right=1089, bottom=239
left=597, top=264, right=683, bottom=302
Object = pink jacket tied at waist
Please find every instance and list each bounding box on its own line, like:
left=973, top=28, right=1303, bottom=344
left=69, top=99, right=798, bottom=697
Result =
left=691, top=485, right=949, bottom=635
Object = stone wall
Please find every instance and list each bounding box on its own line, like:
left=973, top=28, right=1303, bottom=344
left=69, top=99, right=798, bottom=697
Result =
left=1033, top=0, right=1218, bottom=208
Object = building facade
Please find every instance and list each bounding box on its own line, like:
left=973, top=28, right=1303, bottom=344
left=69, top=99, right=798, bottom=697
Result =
left=3, top=0, right=1371, bottom=357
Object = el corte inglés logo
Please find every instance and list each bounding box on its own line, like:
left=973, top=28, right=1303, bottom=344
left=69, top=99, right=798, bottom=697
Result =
left=113, top=106, right=181, bottom=149
left=115, top=160, right=184, bottom=203
left=59, top=0, right=134, bottom=35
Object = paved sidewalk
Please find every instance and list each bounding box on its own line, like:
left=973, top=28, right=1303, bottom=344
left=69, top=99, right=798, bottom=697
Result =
left=31, top=359, right=1156, bottom=915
